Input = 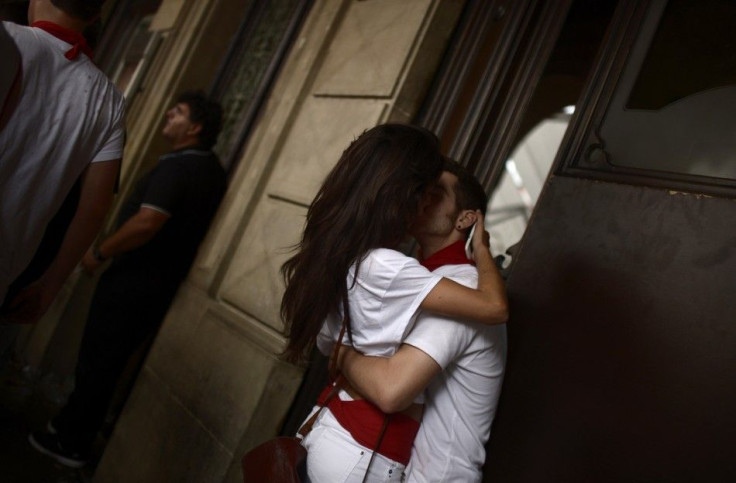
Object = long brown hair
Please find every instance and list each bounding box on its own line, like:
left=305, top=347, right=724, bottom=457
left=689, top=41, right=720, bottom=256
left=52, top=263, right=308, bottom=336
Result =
left=281, top=124, right=444, bottom=363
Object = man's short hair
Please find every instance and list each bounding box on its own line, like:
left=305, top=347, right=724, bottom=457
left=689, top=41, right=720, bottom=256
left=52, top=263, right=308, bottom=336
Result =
left=176, top=90, right=223, bottom=150
left=442, top=157, right=488, bottom=216
left=51, top=0, right=105, bottom=22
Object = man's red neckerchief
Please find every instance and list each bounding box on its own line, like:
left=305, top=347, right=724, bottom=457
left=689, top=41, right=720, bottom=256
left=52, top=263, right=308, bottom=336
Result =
left=31, top=21, right=93, bottom=60
left=419, top=240, right=474, bottom=271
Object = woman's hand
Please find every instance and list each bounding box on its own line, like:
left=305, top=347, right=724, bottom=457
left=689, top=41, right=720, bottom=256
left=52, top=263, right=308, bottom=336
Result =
left=470, top=210, right=491, bottom=261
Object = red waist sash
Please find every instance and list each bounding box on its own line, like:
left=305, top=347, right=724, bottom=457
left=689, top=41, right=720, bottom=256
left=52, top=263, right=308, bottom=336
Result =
left=317, top=384, right=419, bottom=465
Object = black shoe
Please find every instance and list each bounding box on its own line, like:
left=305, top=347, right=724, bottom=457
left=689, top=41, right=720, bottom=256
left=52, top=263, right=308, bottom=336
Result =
left=28, top=431, right=88, bottom=468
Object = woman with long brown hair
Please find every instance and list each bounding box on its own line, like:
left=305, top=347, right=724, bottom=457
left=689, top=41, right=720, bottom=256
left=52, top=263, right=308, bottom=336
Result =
left=282, top=124, right=507, bottom=481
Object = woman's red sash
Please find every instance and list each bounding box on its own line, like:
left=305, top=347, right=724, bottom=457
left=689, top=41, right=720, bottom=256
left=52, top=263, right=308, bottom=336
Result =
left=317, top=384, right=419, bottom=465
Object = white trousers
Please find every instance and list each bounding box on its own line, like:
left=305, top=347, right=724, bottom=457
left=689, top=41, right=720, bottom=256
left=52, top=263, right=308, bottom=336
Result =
left=300, top=405, right=405, bottom=482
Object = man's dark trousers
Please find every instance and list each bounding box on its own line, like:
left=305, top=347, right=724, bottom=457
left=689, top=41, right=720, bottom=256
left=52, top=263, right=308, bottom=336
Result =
left=51, top=264, right=179, bottom=452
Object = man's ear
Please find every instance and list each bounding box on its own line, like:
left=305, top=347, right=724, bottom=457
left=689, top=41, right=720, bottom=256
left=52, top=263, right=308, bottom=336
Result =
left=187, top=123, right=203, bottom=138
left=455, top=210, right=478, bottom=231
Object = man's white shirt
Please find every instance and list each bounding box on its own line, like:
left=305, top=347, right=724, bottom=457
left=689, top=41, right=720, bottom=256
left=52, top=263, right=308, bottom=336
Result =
left=404, top=263, right=507, bottom=482
left=0, top=22, right=125, bottom=303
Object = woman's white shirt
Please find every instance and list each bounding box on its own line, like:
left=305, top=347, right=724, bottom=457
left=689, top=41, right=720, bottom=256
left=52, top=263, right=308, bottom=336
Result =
left=316, top=248, right=442, bottom=358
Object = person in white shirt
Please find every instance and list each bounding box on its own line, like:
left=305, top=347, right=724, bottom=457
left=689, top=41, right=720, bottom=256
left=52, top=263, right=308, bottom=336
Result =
left=338, top=159, right=507, bottom=482
left=0, top=22, right=21, bottom=131
left=281, top=125, right=508, bottom=482
left=0, top=0, right=124, bottom=358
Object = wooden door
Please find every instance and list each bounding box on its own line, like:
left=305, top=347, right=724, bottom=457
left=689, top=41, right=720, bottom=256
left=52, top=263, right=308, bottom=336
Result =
left=483, top=0, right=736, bottom=480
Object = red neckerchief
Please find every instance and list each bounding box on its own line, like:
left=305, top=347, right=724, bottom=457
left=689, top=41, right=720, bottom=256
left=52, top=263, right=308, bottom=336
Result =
left=31, top=21, right=93, bottom=60
left=419, top=240, right=474, bottom=271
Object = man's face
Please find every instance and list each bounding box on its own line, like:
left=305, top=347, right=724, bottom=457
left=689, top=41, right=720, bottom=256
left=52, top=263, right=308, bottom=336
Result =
left=411, top=171, right=460, bottom=239
left=162, top=102, right=197, bottom=145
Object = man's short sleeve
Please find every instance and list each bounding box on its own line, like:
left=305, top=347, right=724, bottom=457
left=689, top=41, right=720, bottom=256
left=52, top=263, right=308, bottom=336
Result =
left=404, top=315, right=474, bottom=369
left=91, top=90, right=126, bottom=163
left=404, top=265, right=479, bottom=368
left=140, top=161, right=187, bottom=216
left=92, top=124, right=124, bottom=163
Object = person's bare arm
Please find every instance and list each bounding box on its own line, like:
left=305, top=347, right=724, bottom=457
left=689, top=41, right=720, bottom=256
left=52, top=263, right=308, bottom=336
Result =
left=81, top=206, right=170, bottom=273
left=7, top=159, right=120, bottom=323
left=338, top=344, right=441, bottom=414
left=421, top=212, right=508, bottom=325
